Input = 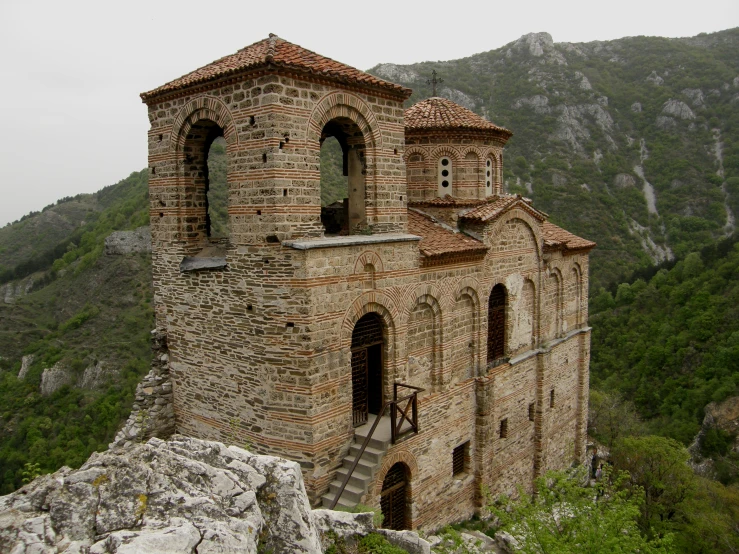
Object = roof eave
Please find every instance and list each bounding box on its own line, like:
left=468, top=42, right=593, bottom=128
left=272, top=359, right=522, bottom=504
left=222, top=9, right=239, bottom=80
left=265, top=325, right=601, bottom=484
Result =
left=141, top=61, right=412, bottom=104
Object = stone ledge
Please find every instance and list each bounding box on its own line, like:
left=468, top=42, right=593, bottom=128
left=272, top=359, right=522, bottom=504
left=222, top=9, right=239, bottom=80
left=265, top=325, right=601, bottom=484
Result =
left=180, top=257, right=228, bottom=272
left=283, top=233, right=421, bottom=250
left=509, top=326, right=592, bottom=365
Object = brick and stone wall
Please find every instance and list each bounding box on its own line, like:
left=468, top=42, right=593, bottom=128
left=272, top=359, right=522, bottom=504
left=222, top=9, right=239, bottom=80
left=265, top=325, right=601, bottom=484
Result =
left=143, top=62, right=592, bottom=533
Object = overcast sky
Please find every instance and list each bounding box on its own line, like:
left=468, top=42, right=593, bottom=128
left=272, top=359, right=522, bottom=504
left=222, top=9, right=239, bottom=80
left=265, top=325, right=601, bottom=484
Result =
left=0, top=0, right=737, bottom=226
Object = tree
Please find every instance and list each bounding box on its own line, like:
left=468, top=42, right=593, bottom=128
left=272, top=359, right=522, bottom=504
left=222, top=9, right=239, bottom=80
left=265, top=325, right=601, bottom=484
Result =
left=588, top=389, right=644, bottom=448
left=488, top=466, right=671, bottom=553
left=611, top=436, right=695, bottom=537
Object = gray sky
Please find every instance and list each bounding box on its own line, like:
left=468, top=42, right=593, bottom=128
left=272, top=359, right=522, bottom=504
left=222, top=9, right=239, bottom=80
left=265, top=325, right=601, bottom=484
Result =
left=0, top=0, right=737, bottom=226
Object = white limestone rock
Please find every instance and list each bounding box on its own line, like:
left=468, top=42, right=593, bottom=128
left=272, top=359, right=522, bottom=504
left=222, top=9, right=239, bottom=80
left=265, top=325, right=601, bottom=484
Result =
left=614, top=174, right=636, bottom=188
left=372, top=63, right=420, bottom=83
left=512, top=95, right=550, bottom=114
left=40, top=362, right=73, bottom=396
left=105, top=226, right=152, bottom=255
left=78, top=361, right=118, bottom=390
left=646, top=71, right=664, bottom=85
left=17, top=354, right=35, bottom=380
left=662, top=99, right=696, bottom=120
left=631, top=102, right=642, bottom=112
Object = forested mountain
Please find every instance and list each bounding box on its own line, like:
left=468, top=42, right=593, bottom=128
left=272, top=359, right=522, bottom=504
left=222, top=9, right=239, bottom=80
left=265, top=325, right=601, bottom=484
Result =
left=369, top=28, right=739, bottom=290
left=0, top=29, right=737, bottom=504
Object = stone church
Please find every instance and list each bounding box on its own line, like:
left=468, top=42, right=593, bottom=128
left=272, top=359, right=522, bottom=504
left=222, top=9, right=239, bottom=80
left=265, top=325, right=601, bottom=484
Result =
left=141, top=34, right=595, bottom=531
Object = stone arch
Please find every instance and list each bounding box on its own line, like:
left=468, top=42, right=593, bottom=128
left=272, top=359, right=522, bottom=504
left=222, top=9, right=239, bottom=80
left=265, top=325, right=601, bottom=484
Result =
left=308, top=91, right=382, bottom=150
left=374, top=450, right=418, bottom=496
left=171, top=96, right=238, bottom=153
left=353, top=251, right=384, bottom=275
left=454, top=284, right=482, bottom=378
left=544, top=268, right=563, bottom=340
left=460, top=145, right=483, bottom=159
left=429, top=145, right=462, bottom=163
left=568, top=264, right=583, bottom=329
left=405, top=290, right=443, bottom=388
left=403, top=145, right=428, bottom=164
left=487, top=212, right=544, bottom=262
left=341, top=293, right=398, bottom=351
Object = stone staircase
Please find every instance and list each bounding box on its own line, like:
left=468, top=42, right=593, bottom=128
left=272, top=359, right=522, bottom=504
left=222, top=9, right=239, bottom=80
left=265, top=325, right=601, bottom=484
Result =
left=321, top=416, right=395, bottom=509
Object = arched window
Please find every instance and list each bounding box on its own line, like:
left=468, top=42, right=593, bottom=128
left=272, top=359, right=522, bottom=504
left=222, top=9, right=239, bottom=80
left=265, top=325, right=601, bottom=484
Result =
left=485, top=157, right=494, bottom=197
left=320, top=118, right=366, bottom=235
left=487, top=284, right=507, bottom=364
left=182, top=119, right=229, bottom=241
left=437, top=156, right=453, bottom=196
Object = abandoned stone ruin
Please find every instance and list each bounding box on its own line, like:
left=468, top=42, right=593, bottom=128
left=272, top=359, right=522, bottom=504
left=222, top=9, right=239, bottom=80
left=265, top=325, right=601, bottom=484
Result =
left=140, top=34, right=595, bottom=532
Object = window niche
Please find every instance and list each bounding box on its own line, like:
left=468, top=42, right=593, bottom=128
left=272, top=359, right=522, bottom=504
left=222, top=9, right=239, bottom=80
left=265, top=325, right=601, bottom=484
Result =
left=437, top=156, right=453, bottom=196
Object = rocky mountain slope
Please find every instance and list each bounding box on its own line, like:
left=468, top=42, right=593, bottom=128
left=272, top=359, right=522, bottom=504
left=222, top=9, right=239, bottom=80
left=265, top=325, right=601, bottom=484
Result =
left=370, top=28, right=739, bottom=290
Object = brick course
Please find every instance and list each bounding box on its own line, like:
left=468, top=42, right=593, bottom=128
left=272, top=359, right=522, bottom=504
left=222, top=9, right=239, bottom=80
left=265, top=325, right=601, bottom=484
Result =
left=143, top=35, right=594, bottom=532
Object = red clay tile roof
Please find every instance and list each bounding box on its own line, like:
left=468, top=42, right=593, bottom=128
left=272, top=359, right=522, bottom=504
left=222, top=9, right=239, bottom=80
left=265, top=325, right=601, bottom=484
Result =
left=405, top=97, right=512, bottom=137
left=141, top=35, right=412, bottom=102
left=542, top=222, right=596, bottom=252
left=459, top=195, right=546, bottom=223
left=408, top=209, right=487, bottom=258
left=408, top=196, right=486, bottom=208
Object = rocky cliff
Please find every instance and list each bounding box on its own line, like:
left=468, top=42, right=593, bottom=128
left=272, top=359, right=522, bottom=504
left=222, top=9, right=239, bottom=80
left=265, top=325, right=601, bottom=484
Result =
left=0, top=436, right=429, bottom=554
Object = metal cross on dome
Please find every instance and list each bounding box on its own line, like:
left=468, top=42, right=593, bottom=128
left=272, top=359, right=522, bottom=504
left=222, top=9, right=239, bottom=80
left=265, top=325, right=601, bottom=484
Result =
left=427, top=70, right=443, bottom=97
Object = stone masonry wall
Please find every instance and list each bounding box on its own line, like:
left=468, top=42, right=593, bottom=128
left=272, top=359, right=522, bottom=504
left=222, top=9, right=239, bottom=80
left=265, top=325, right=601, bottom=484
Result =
left=144, top=63, right=591, bottom=532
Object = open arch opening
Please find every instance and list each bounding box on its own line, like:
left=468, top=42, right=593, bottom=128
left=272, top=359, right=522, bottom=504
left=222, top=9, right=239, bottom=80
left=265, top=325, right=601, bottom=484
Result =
left=487, top=284, right=507, bottom=365
left=381, top=462, right=410, bottom=530
left=351, top=313, right=384, bottom=426
left=182, top=119, right=229, bottom=241
left=320, top=117, right=366, bottom=235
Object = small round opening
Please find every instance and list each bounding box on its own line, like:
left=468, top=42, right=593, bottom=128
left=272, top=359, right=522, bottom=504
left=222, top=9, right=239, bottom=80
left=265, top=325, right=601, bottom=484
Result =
left=442, top=169, right=449, bottom=177
left=487, top=170, right=491, bottom=177
left=442, top=180, right=450, bottom=188
left=487, top=160, right=491, bottom=167
left=441, top=158, right=450, bottom=166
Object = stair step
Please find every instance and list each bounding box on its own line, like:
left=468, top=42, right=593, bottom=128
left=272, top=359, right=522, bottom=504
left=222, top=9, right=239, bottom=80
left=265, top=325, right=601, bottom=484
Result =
left=348, top=444, right=385, bottom=463
left=352, top=432, right=390, bottom=451
left=328, top=481, right=365, bottom=503
left=334, top=466, right=373, bottom=489
left=321, top=492, right=356, bottom=510
left=341, top=455, right=376, bottom=475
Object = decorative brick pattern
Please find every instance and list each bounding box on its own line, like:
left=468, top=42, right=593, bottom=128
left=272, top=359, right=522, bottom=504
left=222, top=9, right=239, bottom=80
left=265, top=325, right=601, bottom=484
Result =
left=142, top=36, right=595, bottom=533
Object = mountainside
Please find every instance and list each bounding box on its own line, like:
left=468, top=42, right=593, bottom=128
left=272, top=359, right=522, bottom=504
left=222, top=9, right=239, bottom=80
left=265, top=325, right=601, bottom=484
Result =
left=370, top=28, right=739, bottom=290
left=0, top=29, right=737, bottom=496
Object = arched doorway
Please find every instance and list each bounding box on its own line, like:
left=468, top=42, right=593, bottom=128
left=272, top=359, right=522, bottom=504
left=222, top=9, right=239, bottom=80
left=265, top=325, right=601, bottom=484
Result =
left=351, top=313, right=384, bottom=427
left=381, top=463, right=409, bottom=530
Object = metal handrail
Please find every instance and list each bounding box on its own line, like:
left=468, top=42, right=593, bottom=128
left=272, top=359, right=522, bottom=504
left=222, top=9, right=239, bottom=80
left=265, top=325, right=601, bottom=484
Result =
left=329, top=382, right=424, bottom=510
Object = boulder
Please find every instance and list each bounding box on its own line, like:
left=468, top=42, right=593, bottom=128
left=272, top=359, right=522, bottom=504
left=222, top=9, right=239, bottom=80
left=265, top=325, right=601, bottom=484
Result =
left=0, top=436, right=426, bottom=553
left=17, top=354, right=35, bottom=380
left=662, top=99, right=696, bottom=120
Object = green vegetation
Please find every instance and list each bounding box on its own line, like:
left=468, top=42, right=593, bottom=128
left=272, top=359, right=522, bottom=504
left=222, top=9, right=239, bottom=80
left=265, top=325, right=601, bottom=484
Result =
left=321, top=137, right=347, bottom=207
left=0, top=169, right=152, bottom=493
left=369, top=28, right=739, bottom=290
left=590, top=235, right=739, bottom=445
left=488, top=466, right=671, bottom=553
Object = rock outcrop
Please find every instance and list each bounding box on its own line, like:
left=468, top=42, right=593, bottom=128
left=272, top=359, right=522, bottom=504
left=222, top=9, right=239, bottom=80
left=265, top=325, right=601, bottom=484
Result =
left=0, top=435, right=429, bottom=553
left=40, top=362, right=73, bottom=396
left=105, top=227, right=151, bottom=255
left=17, top=354, right=35, bottom=380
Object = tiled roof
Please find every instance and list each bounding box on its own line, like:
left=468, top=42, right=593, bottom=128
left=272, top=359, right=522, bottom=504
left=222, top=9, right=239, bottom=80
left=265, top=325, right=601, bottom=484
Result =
left=459, top=195, right=546, bottom=223
left=405, top=97, right=512, bottom=136
left=142, top=35, right=412, bottom=101
left=542, top=222, right=596, bottom=252
left=408, top=209, right=487, bottom=258
left=408, top=196, right=485, bottom=208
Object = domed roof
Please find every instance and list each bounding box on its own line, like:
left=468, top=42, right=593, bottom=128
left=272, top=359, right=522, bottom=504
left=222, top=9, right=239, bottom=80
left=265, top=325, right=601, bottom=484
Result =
left=404, top=97, right=511, bottom=137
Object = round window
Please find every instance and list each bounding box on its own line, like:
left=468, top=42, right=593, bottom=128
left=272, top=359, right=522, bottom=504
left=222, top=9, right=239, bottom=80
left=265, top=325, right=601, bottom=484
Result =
left=442, top=180, right=450, bottom=188
left=487, top=160, right=491, bottom=167
left=487, top=170, right=491, bottom=177
left=442, top=169, right=449, bottom=177
left=487, top=181, right=491, bottom=188
left=441, top=158, right=450, bottom=166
